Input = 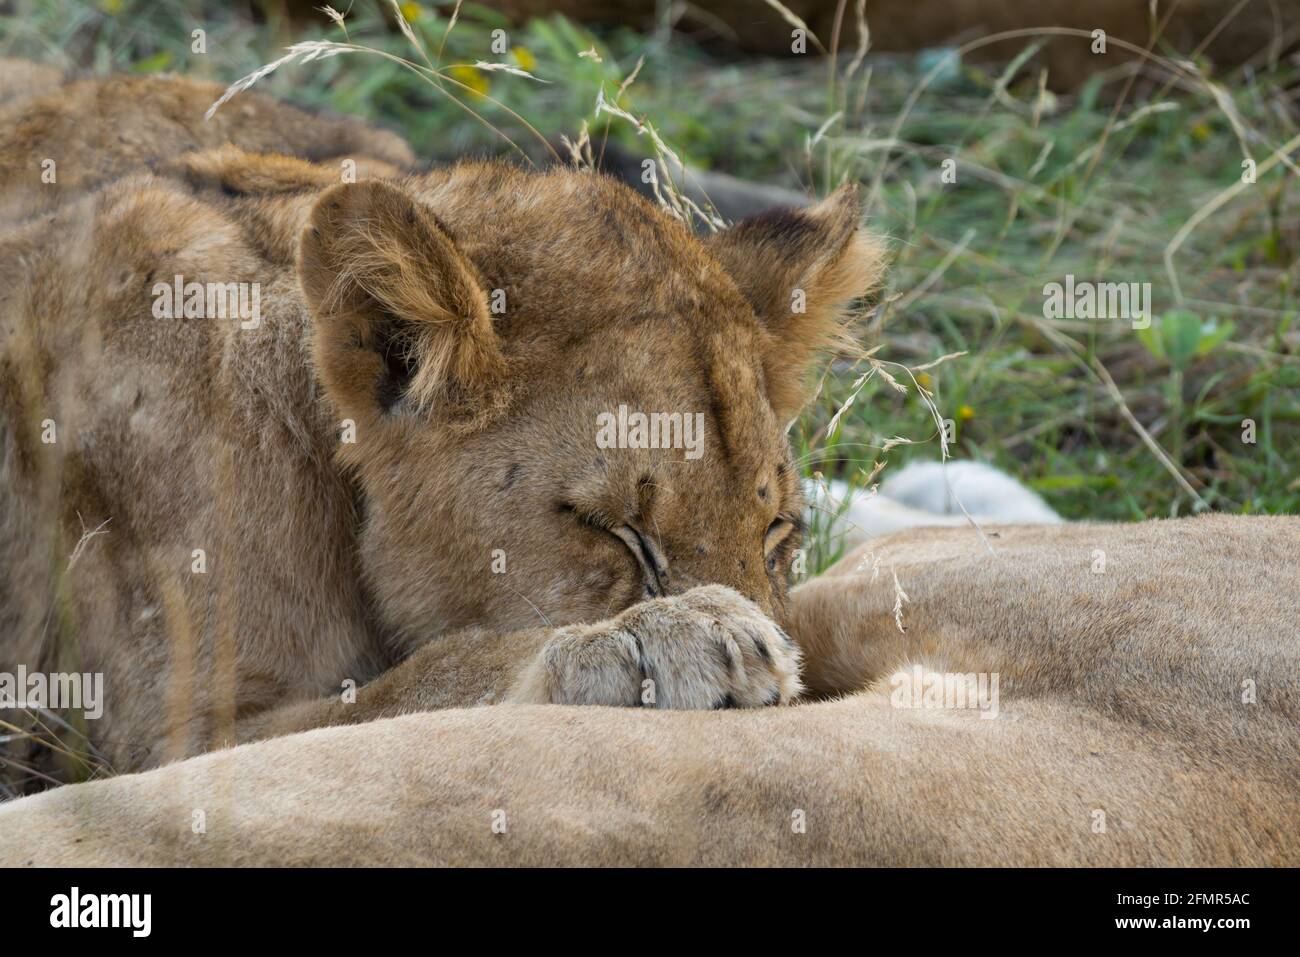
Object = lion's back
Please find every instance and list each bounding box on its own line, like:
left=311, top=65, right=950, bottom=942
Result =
left=0, top=66, right=415, bottom=224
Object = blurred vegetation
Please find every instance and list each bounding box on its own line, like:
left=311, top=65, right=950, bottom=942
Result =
left=3, top=0, right=1297, bottom=547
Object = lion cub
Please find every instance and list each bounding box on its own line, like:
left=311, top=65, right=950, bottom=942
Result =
left=0, top=70, right=883, bottom=780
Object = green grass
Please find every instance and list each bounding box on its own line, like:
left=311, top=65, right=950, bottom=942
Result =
left=5, top=0, right=1297, bottom=544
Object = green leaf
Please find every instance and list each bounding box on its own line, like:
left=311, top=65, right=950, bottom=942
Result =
left=130, top=51, right=173, bottom=74
left=1135, top=322, right=1164, bottom=360
left=1030, top=474, right=1119, bottom=491
left=1159, top=310, right=1203, bottom=371
left=1194, top=320, right=1235, bottom=356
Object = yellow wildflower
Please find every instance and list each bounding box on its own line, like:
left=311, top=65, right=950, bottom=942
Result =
left=449, top=65, right=489, bottom=100
left=512, top=46, right=536, bottom=72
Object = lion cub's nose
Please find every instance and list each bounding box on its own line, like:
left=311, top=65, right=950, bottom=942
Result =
left=668, top=564, right=776, bottom=619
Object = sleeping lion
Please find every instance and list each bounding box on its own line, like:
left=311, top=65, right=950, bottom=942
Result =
left=0, top=67, right=877, bottom=778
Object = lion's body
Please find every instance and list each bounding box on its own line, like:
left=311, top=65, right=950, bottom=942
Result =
left=3, top=517, right=1297, bottom=866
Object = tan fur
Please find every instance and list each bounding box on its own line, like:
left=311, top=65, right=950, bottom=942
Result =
left=0, top=71, right=415, bottom=223
left=2, top=516, right=1296, bottom=866
left=0, top=70, right=879, bottom=783
left=162, top=145, right=408, bottom=196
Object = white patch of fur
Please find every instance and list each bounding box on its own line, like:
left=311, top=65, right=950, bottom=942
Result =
left=806, top=460, right=1062, bottom=551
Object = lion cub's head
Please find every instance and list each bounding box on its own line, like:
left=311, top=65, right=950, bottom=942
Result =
left=298, top=164, right=882, bottom=652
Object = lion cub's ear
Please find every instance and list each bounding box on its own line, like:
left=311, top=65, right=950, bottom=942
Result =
left=706, top=185, right=885, bottom=421
left=298, top=181, right=507, bottom=428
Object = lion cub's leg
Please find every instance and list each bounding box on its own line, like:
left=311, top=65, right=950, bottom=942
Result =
left=238, top=585, right=802, bottom=745
left=783, top=572, right=910, bottom=698
left=782, top=531, right=999, bottom=697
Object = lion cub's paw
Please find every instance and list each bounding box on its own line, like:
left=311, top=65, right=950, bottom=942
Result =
left=514, top=585, right=802, bottom=709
